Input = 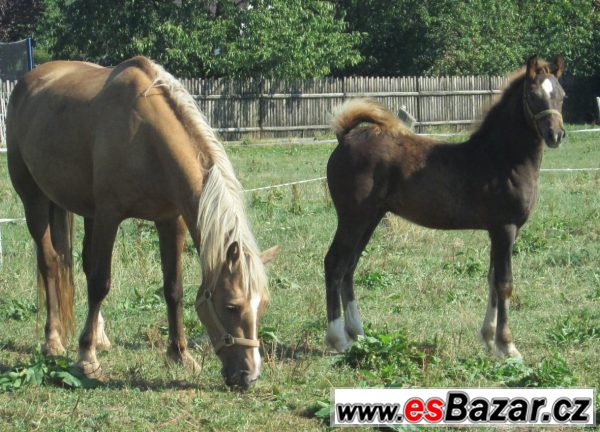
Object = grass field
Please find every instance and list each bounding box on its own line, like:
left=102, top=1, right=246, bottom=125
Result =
left=0, top=127, right=599, bottom=431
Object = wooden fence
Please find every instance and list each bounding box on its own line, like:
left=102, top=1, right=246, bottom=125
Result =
left=1, top=74, right=596, bottom=145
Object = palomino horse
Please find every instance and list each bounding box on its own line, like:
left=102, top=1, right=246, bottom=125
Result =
left=7, top=56, right=278, bottom=389
left=325, top=56, right=565, bottom=358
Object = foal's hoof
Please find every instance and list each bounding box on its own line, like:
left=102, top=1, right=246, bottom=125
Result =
left=75, top=360, right=103, bottom=379
left=166, top=347, right=201, bottom=374
left=325, top=319, right=350, bottom=352
left=478, top=329, right=496, bottom=352
left=496, top=342, right=522, bottom=360
left=42, top=339, right=66, bottom=357
left=345, top=325, right=364, bottom=341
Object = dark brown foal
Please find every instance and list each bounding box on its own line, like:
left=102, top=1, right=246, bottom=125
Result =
left=325, top=56, right=566, bottom=359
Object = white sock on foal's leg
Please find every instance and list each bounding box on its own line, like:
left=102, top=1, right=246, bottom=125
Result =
left=344, top=300, right=364, bottom=340
left=325, top=318, right=349, bottom=352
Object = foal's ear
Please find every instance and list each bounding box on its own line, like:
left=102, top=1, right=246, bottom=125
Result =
left=226, top=241, right=241, bottom=271
left=526, top=55, right=538, bottom=81
left=260, top=245, right=281, bottom=266
left=553, top=55, right=564, bottom=78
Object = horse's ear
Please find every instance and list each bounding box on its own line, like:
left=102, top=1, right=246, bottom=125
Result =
left=226, top=241, right=240, bottom=271
left=553, top=56, right=564, bottom=78
left=526, top=55, right=538, bottom=81
left=260, top=245, right=280, bottom=266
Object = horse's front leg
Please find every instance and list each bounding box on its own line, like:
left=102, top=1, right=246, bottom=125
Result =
left=76, top=213, right=120, bottom=379
left=156, top=217, right=200, bottom=373
left=488, top=225, right=522, bottom=359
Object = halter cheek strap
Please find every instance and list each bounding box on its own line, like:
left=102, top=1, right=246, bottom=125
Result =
left=197, top=290, right=260, bottom=354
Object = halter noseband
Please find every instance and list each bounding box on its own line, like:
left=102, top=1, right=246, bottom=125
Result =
left=197, top=289, right=260, bottom=354
left=523, top=82, right=562, bottom=139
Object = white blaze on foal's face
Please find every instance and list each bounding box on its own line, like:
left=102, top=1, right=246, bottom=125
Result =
left=541, top=78, right=554, bottom=98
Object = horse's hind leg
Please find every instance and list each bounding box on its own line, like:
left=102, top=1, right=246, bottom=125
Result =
left=487, top=225, right=521, bottom=358
left=82, top=217, right=111, bottom=351
left=324, top=210, right=383, bottom=352
left=9, top=156, right=68, bottom=355
left=76, top=212, right=120, bottom=379
left=156, top=217, right=200, bottom=373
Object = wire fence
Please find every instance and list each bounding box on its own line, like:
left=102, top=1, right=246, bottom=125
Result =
left=1, top=128, right=599, bottom=266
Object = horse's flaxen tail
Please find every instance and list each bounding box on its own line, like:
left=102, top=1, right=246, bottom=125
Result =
left=330, top=98, right=410, bottom=143
left=38, top=203, right=75, bottom=339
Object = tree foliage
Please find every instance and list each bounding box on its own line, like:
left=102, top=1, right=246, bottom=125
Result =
left=0, top=0, right=44, bottom=41
left=37, top=0, right=362, bottom=78
left=338, top=0, right=600, bottom=76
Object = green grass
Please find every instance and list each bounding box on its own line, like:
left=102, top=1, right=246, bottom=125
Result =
left=0, top=127, right=599, bottom=430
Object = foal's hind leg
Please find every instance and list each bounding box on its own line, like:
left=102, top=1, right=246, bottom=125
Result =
left=82, top=217, right=111, bottom=352
left=325, top=212, right=382, bottom=352
left=488, top=226, right=521, bottom=359
left=340, top=213, right=384, bottom=341
left=156, top=217, right=200, bottom=373
left=76, top=212, right=120, bottom=379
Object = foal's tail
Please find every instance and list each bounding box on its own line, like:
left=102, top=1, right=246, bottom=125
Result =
left=38, top=204, right=75, bottom=339
left=331, top=98, right=410, bottom=142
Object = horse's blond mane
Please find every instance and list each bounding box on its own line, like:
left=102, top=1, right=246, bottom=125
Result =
left=146, top=62, right=268, bottom=300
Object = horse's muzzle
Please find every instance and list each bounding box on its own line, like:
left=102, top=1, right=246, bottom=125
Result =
left=223, top=369, right=257, bottom=391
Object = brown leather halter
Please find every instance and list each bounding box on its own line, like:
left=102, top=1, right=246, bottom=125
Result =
left=197, top=289, right=260, bottom=354
left=523, top=82, right=563, bottom=139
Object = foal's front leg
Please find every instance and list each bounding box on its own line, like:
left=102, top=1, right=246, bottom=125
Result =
left=156, top=217, right=200, bottom=373
left=487, top=225, right=522, bottom=359
left=479, top=263, right=497, bottom=351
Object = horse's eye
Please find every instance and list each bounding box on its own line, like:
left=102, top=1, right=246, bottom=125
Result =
left=225, top=304, right=240, bottom=312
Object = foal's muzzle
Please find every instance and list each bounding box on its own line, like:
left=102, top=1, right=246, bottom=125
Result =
left=544, top=126, right=565, bottom=148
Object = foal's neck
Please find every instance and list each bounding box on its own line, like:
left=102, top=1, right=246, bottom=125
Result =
left=468, top=80, right=544, bottom=170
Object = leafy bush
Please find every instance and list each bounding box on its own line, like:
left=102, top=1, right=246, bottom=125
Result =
left=336, top=326, right=431, bottom=386
left=0, top=348, right=100, bottom=391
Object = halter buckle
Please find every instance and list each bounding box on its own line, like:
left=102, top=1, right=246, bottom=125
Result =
left=223, top=334, right=235, bottom=347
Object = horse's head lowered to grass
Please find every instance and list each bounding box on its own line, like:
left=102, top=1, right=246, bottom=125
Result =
left=196, top=242, right=279, bottom=390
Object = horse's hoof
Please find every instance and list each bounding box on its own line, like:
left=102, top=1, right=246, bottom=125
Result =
left=42, top=339, right=66, bottom=357
left=325, top=318, right=350, bottom=353
left=166, top=347, right=201, bottom=374
left=75, top=360, right=103, bottom=379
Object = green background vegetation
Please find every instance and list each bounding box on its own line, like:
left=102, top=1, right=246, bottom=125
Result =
left=1, top=0, right=599, bottom=77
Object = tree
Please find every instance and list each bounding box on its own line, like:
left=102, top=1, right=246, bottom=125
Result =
left=0, top=0, right=44, bottom=42
left=337, top=0, right=599, bottom=76
left=37, top=0, right=362, bottom=78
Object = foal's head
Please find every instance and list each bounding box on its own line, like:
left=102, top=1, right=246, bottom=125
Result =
left=195, top=242, right=279, bottom=390
left=523, top=56, right=566, bottom=148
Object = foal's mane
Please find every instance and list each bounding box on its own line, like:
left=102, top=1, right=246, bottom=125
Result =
left=146, top=62, right=268, bottom=300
